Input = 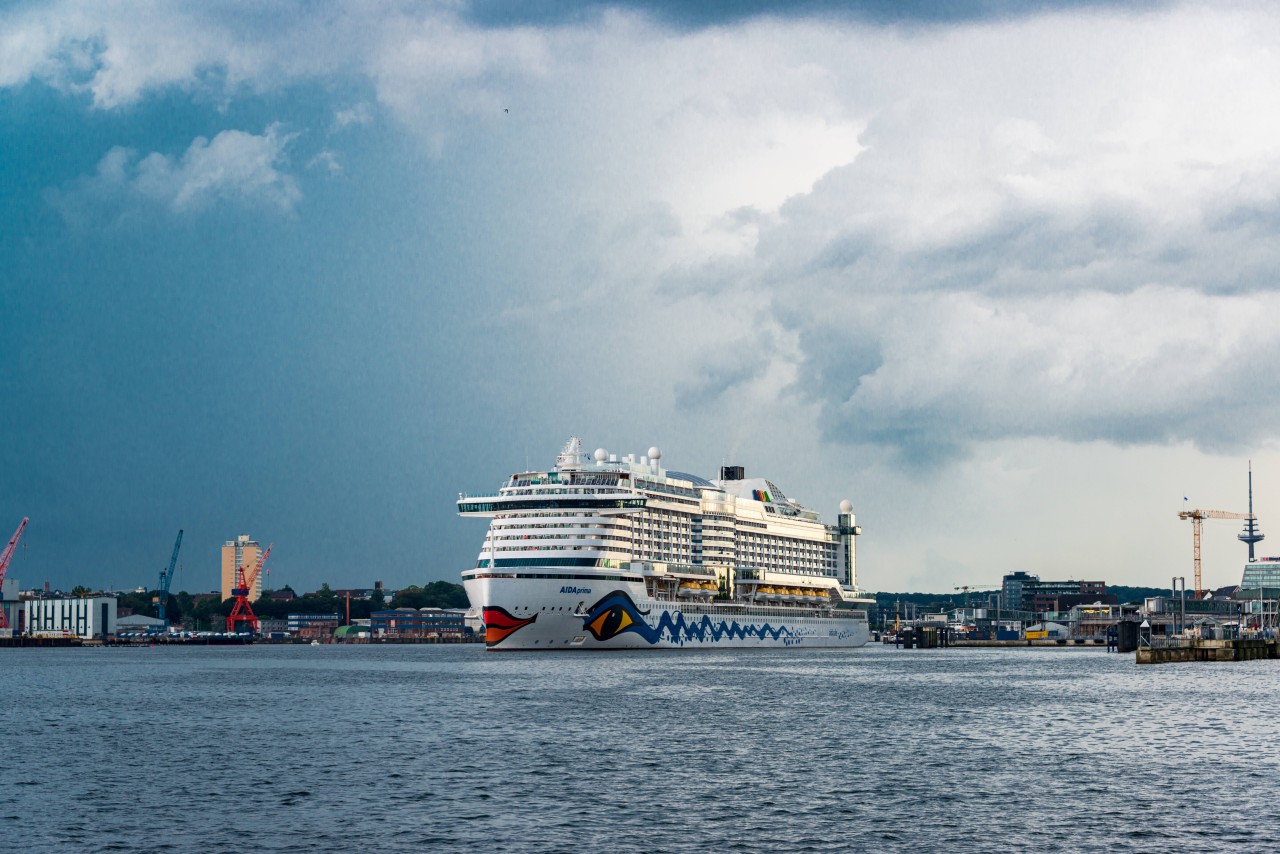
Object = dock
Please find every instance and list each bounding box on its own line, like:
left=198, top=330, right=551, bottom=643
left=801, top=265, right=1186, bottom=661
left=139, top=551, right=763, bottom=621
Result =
left=0, top=636, right=85, bottom=648
left=953, top=638, right=1108, bottom=648
left=1137, top=637, right=1280, bottom=664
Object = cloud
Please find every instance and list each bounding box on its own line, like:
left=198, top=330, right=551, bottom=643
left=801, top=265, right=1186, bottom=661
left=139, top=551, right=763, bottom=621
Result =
left=0, top=1, right=372, bottom=108
left=307, top=149, right=342, bottom=175
left=460, top=0, right=1156, bottom=30
left=14, top=0, right=1280, bottom=470
left=638, top=5, right=1280, bottom=463
left=52, top=124, right=300, bottom=217
left=805, top=287, right=1280, bottom=463
left=333, top=102, right=372, bottom=129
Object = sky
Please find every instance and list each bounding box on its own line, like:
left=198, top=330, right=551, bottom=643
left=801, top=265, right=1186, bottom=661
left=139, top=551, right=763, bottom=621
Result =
left=3, top=0, right=1280, bottom=596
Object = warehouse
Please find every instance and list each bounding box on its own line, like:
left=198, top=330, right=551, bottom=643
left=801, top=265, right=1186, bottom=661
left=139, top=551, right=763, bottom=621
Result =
left=24, top=597, right=117, bottom=638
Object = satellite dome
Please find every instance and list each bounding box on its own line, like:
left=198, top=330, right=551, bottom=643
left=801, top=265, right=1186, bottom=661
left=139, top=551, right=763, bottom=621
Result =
left=839, top=499, right=853, bottom=514
left=593, top=448, right=607, bottom=462
left=648, top=447, right=662, bottom=460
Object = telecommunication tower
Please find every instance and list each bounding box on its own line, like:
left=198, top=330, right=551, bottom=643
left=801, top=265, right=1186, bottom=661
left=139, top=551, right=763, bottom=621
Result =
left=1238, top=462, right=1265, bottom=560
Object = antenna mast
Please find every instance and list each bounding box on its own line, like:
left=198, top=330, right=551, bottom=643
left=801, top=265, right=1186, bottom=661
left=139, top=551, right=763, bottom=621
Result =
left=1239, top=461, right=1265, bottom=561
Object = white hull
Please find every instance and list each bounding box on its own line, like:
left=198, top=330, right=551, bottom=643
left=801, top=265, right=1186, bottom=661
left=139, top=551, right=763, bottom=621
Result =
left=466, top=575, right=869, bottom=651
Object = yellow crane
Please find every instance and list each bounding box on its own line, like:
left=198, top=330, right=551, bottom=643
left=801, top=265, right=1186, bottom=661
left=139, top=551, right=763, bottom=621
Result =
left=1177, top=508, right=1252, bottom=598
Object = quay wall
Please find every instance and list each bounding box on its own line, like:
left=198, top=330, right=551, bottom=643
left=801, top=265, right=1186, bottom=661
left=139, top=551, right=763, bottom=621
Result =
left=1137, top=639, right=1279, bottom=664
left=952, top=638, right=1107, bottom=648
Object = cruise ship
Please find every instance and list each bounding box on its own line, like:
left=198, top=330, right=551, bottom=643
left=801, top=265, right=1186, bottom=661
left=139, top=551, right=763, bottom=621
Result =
left=459, top=438, right=873, bottom=650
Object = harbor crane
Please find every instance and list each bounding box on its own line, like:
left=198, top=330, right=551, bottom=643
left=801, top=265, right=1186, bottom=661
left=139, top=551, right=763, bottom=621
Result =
left=153, top=530, right=183, bottom=631
left=0, top=518, right=29, bottom=630
left=226, top=543, right=271, bottom=636
left=1177, top=508, right=1251, bottom=598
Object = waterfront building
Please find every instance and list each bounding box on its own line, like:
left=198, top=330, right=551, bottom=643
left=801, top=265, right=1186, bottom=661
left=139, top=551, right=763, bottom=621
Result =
left=23, top=596, right=117, bottom=638
left=371, top=608, right=467, bottom=639
left=116, top=614, right=164, bottom=633
left=221, top=535, right=263, bottom=602
left=1240, top=556, right=1280, bottom=590
left=1030, top=589, right=1115, bottom=616
left=1025, top=620, right=1069, bottom=639
left=1002, top=570, right=1107, bottom=613
left=1067, top=602, right=1124, bottom=640
left=1001, top=571, right=1036, bottom=614
left=287, top=613, right=340, bottom=638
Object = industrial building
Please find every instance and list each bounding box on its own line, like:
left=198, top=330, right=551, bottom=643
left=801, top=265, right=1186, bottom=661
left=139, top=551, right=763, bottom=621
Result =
left=287, top=613, right=340, bottom=638
left=23, top=596, right=117, bottom=638
left=371, top=608, right=467, bottom=639
left=116, top=614, right=164, bottom=633
left=1000, top=570, right=1108, bottom=613
left=221, top=534, right=263, bottom=602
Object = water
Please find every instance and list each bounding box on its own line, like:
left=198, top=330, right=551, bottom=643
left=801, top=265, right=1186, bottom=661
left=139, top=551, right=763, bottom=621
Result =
left=4, top=643, right=1279, bottom=852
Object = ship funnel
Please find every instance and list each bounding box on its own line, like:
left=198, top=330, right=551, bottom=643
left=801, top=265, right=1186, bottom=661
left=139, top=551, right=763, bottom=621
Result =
left=837, top=500, right=860, bottom=590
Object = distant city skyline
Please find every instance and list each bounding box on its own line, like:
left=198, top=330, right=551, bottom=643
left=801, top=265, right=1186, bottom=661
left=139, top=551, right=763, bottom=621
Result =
left=5, top=1, right=1280, bottom=595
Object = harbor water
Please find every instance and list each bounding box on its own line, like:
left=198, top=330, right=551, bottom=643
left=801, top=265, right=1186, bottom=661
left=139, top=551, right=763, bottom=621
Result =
left=4, top=643, right=1279, bottom=852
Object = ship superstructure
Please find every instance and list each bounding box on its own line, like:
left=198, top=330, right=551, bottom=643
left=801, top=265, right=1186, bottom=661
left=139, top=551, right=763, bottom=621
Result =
left=459, top=438, right=872, bottom=650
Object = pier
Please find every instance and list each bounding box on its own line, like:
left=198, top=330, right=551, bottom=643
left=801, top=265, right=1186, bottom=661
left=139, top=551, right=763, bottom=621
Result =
left=1137, top=637, right=1280, bottom=664
left=0, top=636, right=85, bottom=648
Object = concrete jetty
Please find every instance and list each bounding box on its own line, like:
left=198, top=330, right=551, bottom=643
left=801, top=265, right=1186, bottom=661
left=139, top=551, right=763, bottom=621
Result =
left=1137, top=638, right=1280, bottom=664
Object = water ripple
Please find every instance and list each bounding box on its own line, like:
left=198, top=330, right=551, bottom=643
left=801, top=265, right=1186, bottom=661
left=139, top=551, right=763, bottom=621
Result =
left=3, top=644, right=1280, bottom=851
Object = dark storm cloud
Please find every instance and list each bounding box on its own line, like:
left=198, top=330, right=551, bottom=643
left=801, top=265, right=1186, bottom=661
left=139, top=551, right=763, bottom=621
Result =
left=674, top=352, right=772, bottom=409
left=463, top=0, right=1162, bottom=29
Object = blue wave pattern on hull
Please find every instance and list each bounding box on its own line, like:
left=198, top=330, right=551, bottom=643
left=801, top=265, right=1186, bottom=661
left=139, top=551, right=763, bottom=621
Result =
left=582, top=590, right=797, bottom=645
left=654, top=611, right=793, bottom=644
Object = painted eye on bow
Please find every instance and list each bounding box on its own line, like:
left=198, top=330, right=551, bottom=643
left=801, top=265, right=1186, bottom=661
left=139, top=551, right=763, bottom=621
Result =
left=586, top=605, right=635, bottom=641
left=580, top=591, right=652, bottom=643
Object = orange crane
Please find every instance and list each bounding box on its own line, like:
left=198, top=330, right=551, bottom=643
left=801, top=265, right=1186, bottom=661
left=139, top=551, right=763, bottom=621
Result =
left=226, top=543, right=272, bottom=635
left=1177, top=508, right=1251, bottom=598
left=0, top=518, right=28, bottom=630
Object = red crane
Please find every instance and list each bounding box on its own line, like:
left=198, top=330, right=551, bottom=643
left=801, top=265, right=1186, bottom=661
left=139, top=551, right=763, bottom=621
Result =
left=226, top=543, right=272, bottom=635
left=0, top=518, right=29, bottom=630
